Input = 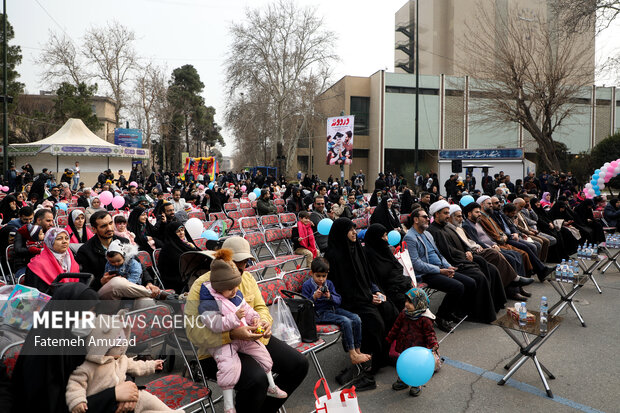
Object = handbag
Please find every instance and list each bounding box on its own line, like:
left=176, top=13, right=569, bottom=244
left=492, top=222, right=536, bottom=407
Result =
left=314, top=378, right=361, bottom=413
left=270, top=296, right=302, bottom=346
left=280, top=289, right=318, bottom=343
left=394, top=244, right=417, bottom=287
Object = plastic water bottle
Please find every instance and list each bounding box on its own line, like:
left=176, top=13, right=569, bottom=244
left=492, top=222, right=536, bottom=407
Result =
left=572, top=264, right=579, bottom=283
left=555, top=264, right=561, bottom=282
left=519, top=301, right=527, bottom=326
left=577, top=245, right=582, bottom=257
left=561, top=265, right=568, bottom=283
left=539, top=296, right=548, bottom=336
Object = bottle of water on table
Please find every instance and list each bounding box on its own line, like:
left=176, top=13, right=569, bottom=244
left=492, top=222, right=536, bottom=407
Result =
left=555, top=264, right=561, bottom=282
left=519, top=301, right=527, bottom=327
left=539, top=296, right=548, bottom=336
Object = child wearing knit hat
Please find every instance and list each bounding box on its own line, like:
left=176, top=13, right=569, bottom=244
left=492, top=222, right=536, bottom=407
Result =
left=198, top=249, right=286, bottom=413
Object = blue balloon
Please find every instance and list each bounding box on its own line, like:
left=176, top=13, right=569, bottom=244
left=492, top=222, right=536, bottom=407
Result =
left=317, top=218, right=333, bottom=236
left=208, top=182, right=214, bottom=189
left=595, top=169, right=601, bottom=174
left=387, top=230, right=401, bottom=246
left=595, top=188, right=601, bottom=195
left=56, top=202, right=68, bottom=211
left=593, top=174, right=599, bottom=180
left=460, top=195, right=474, bottom=207
left=396, top=347, right=435, bottom=387
left=202, top=230, right=219, bottom=241
left=253, top=188, right=262, bottom=197
left=591, top=179, right=598, bottom=186
left=357, top=229, right=367, bottom=240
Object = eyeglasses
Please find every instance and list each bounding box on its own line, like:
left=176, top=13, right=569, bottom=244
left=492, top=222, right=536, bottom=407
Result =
left=418, top=214, right=429, bottom=219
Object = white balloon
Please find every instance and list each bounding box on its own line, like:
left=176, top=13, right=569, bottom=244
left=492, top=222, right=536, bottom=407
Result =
left=585, top=183, right=593, bottom=189
left=248, top=192, right=257, bottom=201
left=185, top=218, right=204, bottom=240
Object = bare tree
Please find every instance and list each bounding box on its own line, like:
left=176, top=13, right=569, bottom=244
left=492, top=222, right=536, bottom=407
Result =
left=132, top=62, right=167, bottom=168
left=224, top=0, right=337, bottom=176
left=552, top=0, right=619, bottom=33
left=82, top=21, right=137, bottom=125
left=458, top=4, right=595, bottom=170
left=37, top=31, right=89, bottom=88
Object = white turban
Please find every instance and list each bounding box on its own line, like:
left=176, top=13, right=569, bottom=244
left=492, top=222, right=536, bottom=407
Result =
left=476, top=195, right=490, bottom=205
left=429, top=200, right=450, bottom=217
left=449, top=204, right=461, bottom=215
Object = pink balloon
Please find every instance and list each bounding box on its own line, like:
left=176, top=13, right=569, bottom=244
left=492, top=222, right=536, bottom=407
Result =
left=611, top=161, right=619, bottom=168
left=129, top=181, right=138, bottom=187
left=111, top=195, right=125, bottom=209
left=241, top=185, right=247, bottom=192
left=1, top=186, right=7, bottom=192
left=99, top=190, right=113, bottom=206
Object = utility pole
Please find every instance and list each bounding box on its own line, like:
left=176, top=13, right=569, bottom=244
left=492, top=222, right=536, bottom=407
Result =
left=414, top=0, right=419, bottom=173
left=340, top=110, right=345, bottom=187
left=2, top=1, right=8, bottom=175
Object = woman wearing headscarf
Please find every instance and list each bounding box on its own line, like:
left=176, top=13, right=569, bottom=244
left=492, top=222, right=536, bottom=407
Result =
left=530, top=197, right=579, bottom=256
left=286, top=187, right=304, bottom=213
left=368, top=189, right=381, bottom=207
left=540, top=192, right=552, bottom=208
left=23, top=228, right=80, bottom=292
left=60, top=182, right=72, bottom=201
left=0, top=194, right=19, bottom=224
left=370, top=197, right=402, bottom=233
left=549, top=200, right=590, bottom=244
left=157, top=221, right=200, bottom=293
left=11, top=283, right=137, bottom=413
left=66, top=209, right=93, bottom=244
left=363, top=224, right=413, bottom=311
left=400, top=188, right=414, bottom=214
left=573, top=199, right=605, bottom=243
left=201, top=189, right=222, bottom=215
left=325, top=218, right=398, bottom=379
left=127, top=207, right=159, bottom=254
left=85, top=196, right=105, bottom=222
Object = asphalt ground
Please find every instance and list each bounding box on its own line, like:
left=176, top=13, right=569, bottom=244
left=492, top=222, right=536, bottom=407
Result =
left=144, top=260, right=620, bottom=413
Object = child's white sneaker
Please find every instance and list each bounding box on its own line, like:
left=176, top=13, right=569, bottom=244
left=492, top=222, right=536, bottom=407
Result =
left=266, top=385, right=288, bottom=398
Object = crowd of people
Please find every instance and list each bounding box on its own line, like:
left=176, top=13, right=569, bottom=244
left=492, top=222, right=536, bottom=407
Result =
left=0, top=162, right=618, bottom=412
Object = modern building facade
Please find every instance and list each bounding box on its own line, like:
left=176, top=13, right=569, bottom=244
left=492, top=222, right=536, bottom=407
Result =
left=299, top=71, right=619, bottom=184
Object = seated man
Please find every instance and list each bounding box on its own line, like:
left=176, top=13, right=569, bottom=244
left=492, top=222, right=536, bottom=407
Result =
left=13, top=208, right=54, bottom=276
left=404, top=208, right=476, bottom=332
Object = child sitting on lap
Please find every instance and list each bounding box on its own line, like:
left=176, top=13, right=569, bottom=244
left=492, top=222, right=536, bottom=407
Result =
left=199, top=249, right=287, bottom=413
left=386, top=287, right=442, bottom=397
left=301, top=257, right=371, bottom=365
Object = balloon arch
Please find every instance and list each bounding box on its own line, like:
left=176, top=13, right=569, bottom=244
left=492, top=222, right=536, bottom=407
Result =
left=583, top=158, right=620, bottom=199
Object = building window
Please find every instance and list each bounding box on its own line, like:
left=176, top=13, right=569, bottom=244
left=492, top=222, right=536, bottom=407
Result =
left=352, top=149, right=369, bottom=158
left=385, top=86, right=439, bottom=95
left=350, top=96, right=370, bottom=136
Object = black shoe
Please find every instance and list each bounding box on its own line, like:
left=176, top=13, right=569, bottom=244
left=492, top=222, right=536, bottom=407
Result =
left=507, top=292, right=528, bottom=301
left=519, top=287, right=532, bottom=298
left=335, top=366, right=357, bottom=386
left=409, top=386, right=422, bottom=397
left=537, top=266, right=555, bottom=282
left=435, top=317, right=456, bottom=333
left=352, top=373, right=376, bottom=392
left=392, top=379, right=408, bottom=391
left=515, top=276, right=535, bottom=286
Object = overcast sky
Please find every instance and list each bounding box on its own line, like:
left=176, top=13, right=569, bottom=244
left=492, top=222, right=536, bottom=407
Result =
left=12, top=0, right=620, bottom=156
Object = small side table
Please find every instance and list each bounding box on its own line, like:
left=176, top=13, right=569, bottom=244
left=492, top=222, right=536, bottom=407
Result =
left=575, top=254, right=604, bottom=294
left=492, top=311, right=562, bottom=398
left=547, top=272, right=589, bottom=327
left=597, top=242, right=620, bottom=274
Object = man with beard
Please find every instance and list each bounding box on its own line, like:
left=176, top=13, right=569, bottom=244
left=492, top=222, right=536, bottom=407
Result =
left=310, top=195, right=331, bottom=253
left=426, top=200, right=502, bottom=321
left=476, top=196, right=554, bottom=282
left=505, top=201, right=552, bottom=261
left=490, top=196, right=543, bottom=258
left=448, top=204, right=533, bottom=301
left=404, top=208, right=476, bottom=332
left=418, top=192, right=431, bottom=215
left=154, top=201, right=176, bottom=241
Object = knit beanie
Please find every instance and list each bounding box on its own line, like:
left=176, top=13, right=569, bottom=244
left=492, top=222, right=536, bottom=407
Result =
left=210, top=249, right=242, bottom=292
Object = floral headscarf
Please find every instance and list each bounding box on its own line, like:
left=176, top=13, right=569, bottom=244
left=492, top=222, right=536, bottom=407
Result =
left=44, top=227, right=72, bottom=272
left=404, top=288, right=430, bottom=320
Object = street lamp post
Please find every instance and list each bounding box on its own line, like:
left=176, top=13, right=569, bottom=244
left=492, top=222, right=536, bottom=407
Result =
left=414, top=0, right=419, bottom=173
left=3, top=0, right=8, bottom=175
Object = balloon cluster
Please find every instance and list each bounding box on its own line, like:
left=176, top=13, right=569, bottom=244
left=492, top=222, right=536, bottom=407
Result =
left=584, top=159, right=620, bottom=199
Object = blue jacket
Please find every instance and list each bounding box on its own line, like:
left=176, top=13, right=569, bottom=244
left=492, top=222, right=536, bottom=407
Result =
left=603, top=204, right=620, bottom=227
left=104, top=257, right=143, bottom=285
left=403, top=227, right=450, bottom=277
left=301, top=278, right=342, bottom=314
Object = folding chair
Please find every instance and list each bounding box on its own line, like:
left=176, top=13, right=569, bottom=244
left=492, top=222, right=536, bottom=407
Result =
left=259, top=215, right=281, bottom=231
left=0, top=340, right=24, bottom=380
left=241, top=208, right=256, bottom=217
left=56, top=215, right=69, bottom=227
left=189, top=211, right=206, bottom=221
left=136, top=250, right=165, bottom=289
left=223, top=203, right=237, bottom=213
left=194, top=238, right=208, bottom=250
left=239, top=217, right=260, bottom=235
left=125, top=305, right=215, bottom=412
left=278, top=213, right=297, bottom=228
left=4, top=245, right=15, bottom=284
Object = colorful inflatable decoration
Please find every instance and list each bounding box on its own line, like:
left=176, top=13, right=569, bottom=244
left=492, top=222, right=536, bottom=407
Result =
left=183, top=156, right=218, bottom=182
left=583, top=158, right=620, bottom=199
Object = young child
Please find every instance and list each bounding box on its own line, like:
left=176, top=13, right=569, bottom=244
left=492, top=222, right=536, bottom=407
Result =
left=301, top=257, right=371, bottom=365
left=199, top=249, right=287, bottom=413
left=113, top=214, right=136, bottom=245
left=66, top=312, right=183, bottom=413
left=291, top=210, right=317, bottom=268
left=386, top=287, right=442, bottom=397
left=105, top=240, right=143, bottom=285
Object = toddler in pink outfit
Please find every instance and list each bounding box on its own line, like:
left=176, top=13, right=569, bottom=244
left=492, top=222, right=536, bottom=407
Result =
left=199, top=249, right=287, bottom=413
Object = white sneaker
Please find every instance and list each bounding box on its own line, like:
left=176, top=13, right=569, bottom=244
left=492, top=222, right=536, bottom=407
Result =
left=266, top=385, right=288, bottom=399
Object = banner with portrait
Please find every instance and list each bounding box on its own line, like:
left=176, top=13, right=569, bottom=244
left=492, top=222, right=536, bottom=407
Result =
left=326, top=115, right=354, bottom=165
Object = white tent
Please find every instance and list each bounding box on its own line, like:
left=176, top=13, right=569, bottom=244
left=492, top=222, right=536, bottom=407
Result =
left=7, top=118, right=149, bottom=184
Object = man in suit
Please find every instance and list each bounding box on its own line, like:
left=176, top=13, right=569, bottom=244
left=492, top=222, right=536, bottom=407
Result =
left=477, top=196, right=553, bottom=282
left=404, top=208, right=476, bottom=332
